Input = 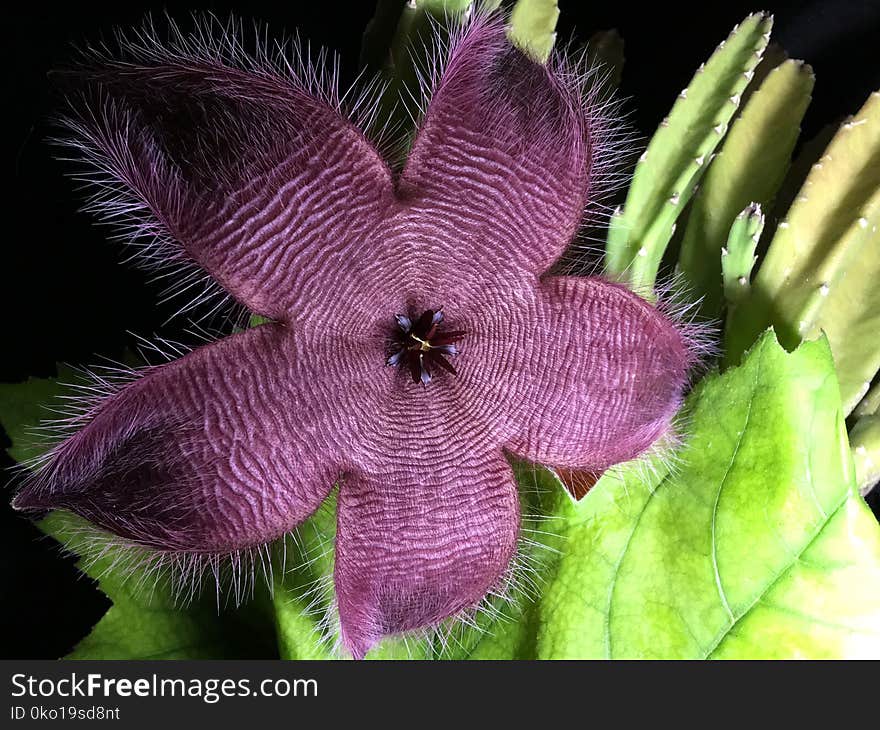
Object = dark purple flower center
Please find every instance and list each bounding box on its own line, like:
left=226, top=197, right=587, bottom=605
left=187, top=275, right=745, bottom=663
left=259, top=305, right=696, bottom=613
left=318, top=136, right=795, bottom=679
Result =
left=386, top=309, right=465, bottom=385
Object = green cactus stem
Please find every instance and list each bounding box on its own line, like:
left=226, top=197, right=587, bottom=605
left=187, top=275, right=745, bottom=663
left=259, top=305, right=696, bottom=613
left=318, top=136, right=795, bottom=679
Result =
left=738, top=41, right=788, bottom=108
left=360, top=0, right=408, bottom=71
left=854, top=382, right=880, bottom=419
left=389, top=1, right=473, bottom=73
left=851, top=415, right=880, bottom=495
left=508, top=0, right=560, bottom=63
left=721, top=203, right=764, bottom=312
left=604, top=13, right=773, bottom=296
left=726, top=92, right=880, bottom=414
left=679, top=59, right=813, bottom=317
left=376, top=0, right=473, bottom=134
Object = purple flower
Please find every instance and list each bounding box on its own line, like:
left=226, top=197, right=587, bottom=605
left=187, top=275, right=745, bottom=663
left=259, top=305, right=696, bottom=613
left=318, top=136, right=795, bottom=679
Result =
left=13, top=14, right=696, bottom=658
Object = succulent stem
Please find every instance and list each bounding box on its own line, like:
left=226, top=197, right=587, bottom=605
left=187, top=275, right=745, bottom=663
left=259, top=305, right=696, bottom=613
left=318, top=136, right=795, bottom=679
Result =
left=604, top=13, right=773, bottom=296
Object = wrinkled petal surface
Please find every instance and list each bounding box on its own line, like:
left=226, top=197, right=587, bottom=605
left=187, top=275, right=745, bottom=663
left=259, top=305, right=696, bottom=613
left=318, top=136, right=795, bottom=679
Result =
left=399, top=16, right=592, bottom=282
left=505, top=277, right=693, bottom=470
left=67, top=34, right=394, bottom=319
left=14, top=325, right=381, bottom=552
left=335, top=454, right=519, bottom=659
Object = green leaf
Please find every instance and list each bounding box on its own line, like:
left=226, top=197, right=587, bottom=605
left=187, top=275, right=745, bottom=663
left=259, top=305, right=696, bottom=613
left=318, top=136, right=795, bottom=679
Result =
left=270, top=497, right=338, bottom=660
left=0, top=366, right=80, bottom=463
left=39, top=512, right=275, bottom=659
left=605, top=13, right=772, bottom=294
left=726, top=92, right=880, bottom=414
left=537, top=331, right=880, bottom=658
left=678, top=58, right=814, bottom=317
left=508, top=0, right=559, bottom=63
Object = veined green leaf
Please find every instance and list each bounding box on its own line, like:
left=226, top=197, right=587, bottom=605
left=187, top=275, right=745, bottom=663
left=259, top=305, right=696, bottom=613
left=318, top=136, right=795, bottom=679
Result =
left=537, top=331, right=880, bottom=659
left=38, top=512, right=275, bottom=659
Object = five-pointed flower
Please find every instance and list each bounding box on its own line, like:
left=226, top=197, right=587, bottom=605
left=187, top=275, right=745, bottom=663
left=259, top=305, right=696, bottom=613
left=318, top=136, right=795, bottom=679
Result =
left=13, top=14, right=694, bottom=658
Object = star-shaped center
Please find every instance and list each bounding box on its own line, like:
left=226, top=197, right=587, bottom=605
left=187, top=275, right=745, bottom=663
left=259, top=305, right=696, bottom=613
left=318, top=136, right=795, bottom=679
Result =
left=387, top=309, right=465, bottom=385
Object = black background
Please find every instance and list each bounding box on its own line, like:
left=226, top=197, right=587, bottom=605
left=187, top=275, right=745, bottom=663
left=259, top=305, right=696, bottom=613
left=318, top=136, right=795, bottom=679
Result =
left=3, top=0, right=879, bottom=659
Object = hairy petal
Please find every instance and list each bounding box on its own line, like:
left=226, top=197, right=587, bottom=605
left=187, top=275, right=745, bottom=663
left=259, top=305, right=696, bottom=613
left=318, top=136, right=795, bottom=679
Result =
left=399, top=15, right=592, bottom=281
left=334, top=454, right=519, bottom=659
left=12, top=325, right=375, bottom=552
left=61, top=20, right=394, bottom=319
left=506, top=277, right=694, bottom=470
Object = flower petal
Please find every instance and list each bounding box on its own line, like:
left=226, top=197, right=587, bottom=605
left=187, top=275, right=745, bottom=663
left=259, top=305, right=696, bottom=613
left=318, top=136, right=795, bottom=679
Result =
left=13, top=325, right=368, bottom=552
left=334, top=454, right=519, bottom=658
left=62, top=20, right=394, bottom=319
left=506, top=277, right=694, bottom=470
left=399, top=16, right=592, bottom=279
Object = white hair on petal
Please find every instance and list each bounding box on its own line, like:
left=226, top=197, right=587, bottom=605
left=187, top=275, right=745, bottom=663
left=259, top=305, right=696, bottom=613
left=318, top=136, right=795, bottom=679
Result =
left=400, top=8, right=637, bottom=279
left=50, top=12, right=398, bottom=325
